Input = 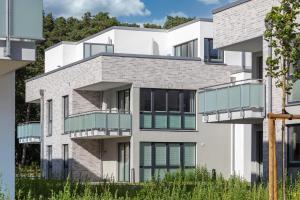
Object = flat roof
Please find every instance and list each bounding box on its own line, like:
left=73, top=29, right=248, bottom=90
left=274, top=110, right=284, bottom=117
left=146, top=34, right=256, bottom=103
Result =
left=45, top=18, right=213, bottom=51
left=212, top=0, right=251, bottom=14
left=26, top=52, right=202, bottom=82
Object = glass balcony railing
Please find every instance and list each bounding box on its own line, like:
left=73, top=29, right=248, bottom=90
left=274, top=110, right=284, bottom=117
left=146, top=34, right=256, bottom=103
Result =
left=0, top=0, right=43, bottom=40
left=199, top=79, right=265, bottom=115
left=17, top=122, right=41, bottom=139
left=64, top=111, right=132, bottom=134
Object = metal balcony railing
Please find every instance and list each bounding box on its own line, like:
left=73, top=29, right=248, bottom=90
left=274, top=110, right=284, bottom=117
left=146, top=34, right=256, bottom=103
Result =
left=64, top=110, right=132, bottom=133
left=199, top=79, right=265, bottom=115
left=17, top=122, right=41, bottom=139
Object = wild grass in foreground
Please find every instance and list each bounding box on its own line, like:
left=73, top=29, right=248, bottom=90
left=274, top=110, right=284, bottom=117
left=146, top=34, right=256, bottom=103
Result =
left=15, top=168, right=300, bottom=200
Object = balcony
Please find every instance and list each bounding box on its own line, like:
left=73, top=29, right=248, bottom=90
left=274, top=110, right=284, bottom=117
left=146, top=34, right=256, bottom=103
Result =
left=199, top=79, right=265, bottom=124
left=17, top=122, right=41, bottom=144
left=0, top=0, right=43, bottom=75
left=65, top=111, right=132, bottom=139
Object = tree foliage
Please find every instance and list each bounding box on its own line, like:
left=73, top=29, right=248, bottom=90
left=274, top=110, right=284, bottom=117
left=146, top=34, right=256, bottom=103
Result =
left=265, top=0, right=300, bottom=94
left=163, top=16, right=194, bottom=29
left=15, top=12, right=192, bottom=164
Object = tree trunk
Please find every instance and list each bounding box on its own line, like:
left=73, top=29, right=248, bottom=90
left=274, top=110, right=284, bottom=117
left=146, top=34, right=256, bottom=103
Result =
left=281, top=64, right=287, bottom=200
left=21, top=104, right=31, bottom=166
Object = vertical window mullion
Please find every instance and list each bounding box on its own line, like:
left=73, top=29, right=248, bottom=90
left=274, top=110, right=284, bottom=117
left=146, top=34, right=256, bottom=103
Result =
left=180, top=143, right=184, bottom=170
left=151, top=90, right=155, bottom=129
left=166, top=143, right=170, bottom=172
left=180, top=92, right=185, bottom=129
left=166, top=90, right=169, bottom=129
left=151, top=143, right=155, bottom=179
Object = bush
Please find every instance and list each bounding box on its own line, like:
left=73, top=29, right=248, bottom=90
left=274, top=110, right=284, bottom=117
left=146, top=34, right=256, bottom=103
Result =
left=14, top=167, right=300, bottom=200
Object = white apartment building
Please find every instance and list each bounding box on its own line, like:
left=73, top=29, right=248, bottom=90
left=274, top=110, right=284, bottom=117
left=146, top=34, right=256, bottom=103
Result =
left=0, top=0, right=43, bottom=197
left=21, top=17, right=259, bottom=183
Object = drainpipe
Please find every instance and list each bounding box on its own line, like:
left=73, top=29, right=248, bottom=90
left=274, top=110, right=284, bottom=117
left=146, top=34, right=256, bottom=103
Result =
left=5, top=0, right=11, bottom=57
left=40, top=89, right=45, bottom=178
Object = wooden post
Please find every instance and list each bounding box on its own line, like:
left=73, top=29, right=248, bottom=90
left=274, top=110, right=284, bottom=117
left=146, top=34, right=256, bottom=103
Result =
left=268, top=118, right=275, bottom=200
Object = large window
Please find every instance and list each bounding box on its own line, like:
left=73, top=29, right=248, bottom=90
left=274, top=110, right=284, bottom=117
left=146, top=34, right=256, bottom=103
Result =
left=118, top=89, right=130, bottom=113
left=288, top=65, right=300, bottom=103
left=47, top=100, right=53, bottom=136
left=174, top=39, right=198, bottom=58
left=140, top=89, right=196, bottom=130
left=47, top=145, right=53, bottom=179
left=288, top=125, right=300, bottom=166
left=140, top=142, right=196, bottom=181
left=204, top=38, right=224, bottom=63
left=84, top=43, right=114, bottom=58
left=62, top=144, right=69, bottom=180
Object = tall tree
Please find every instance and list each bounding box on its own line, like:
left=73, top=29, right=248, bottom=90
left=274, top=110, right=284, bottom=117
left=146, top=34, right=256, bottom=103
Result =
left=163, top=16, right=194, bottom=29
left=265, top=0, right=300, bottom=199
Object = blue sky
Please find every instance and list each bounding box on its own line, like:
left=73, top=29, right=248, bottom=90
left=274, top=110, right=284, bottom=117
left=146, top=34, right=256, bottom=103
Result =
left=44, top=0, right=235, bottom=25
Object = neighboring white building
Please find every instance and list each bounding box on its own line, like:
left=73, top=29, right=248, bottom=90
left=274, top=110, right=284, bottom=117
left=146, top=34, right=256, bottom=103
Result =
left=0, top=0, right=43, bottom=198
left=23, top=18, right=261, bottom=183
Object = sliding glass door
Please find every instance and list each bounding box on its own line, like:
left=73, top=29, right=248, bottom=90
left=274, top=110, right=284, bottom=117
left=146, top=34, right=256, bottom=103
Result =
left=118, top=143, right=130, bottom=182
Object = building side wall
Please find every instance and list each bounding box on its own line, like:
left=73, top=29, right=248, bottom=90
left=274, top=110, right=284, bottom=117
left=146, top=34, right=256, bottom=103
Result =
left=213, top=0, right=278, bottom=48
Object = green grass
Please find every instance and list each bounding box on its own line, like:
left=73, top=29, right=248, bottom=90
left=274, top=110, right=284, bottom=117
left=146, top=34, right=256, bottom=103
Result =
left=13, top=168, right=300, bottom=200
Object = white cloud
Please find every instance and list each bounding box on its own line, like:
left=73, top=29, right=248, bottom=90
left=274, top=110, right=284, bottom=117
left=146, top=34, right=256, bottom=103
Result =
left=197, top=0, right=221, bottom=5
left=44, top=0, right=151, bottom=18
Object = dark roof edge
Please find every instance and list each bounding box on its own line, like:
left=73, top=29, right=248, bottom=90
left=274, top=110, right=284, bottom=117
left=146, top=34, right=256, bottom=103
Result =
left=212, top=0, right=251, bottom=14
left=26, top=53, right=202, bottom=82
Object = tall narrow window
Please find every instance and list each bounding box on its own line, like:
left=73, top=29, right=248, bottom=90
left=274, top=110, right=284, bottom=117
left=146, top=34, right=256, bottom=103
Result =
left=204, top=38, right=224, bottom=63
left=63, top=96, right=69, bottom=119
left=47, top=145, right=53, bottom=179
left=118, top=89, right=130, bottom=113
left=118, top=143, right=130, bottom=182
left=63, top=144, right=69, bottom=179
left=47, top=100, right=53, bottom=136
left=288, top=125, right=300, bottom=166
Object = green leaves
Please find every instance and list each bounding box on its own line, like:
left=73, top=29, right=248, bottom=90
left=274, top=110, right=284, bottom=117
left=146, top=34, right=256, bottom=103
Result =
left=265, top=0, right=300, bottom=95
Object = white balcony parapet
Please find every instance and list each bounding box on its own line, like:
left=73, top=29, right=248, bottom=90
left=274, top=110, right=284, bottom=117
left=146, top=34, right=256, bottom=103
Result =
left=65, top=110, right=132, bottom=139
left=17, top=122, right=41, bottom=144
left=198, top=79, right=265, bottom=124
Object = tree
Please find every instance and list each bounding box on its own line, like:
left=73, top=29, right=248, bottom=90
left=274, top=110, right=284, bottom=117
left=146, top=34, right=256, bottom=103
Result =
left=264, top=0, right=300, bottom=199
left=163, top=16, right=194, bottom=29
left=143, top=23, right=162, bottom=29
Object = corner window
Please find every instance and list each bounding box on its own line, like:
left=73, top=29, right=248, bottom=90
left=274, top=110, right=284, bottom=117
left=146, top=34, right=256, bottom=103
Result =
left=84, top=43, right=114, bottom=58
left=204, top=38, right=224, bottom=63
left=140, top=89, right=196, bottom=130
left=174, top=39, right=198, bottom=58
left=47, top=100, right=53, bottom=136
left=140, top=142, right=196, bottom=181
left=288, top=125, right=300, bottom=166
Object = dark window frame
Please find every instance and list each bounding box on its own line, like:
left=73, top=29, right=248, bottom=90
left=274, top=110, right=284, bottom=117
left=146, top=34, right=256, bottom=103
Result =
left=63, top=96, right=69, bottom=119
left=287, top=124, right=300, bottom=167
left=117, top=89, right=130, bottom=113
left=118, top=142, right=131, bottom=182
left=83, top=43, right=114, bottom=58
left=140, top=89, right=196, bottom=130
left=47, top=100, right=53, bottom=136
left=174, top=39, right=198, bottom=58
left=140, top=142, right=196, bottom=181
left=47, top=145, right=53, bottom=179
left=204, top=38, right=224, bottom=63
left=62, top=144, right=69, bottom=180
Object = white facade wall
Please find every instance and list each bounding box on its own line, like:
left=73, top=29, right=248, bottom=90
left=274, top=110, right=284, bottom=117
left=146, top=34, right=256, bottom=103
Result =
left=44, top=20, right=253, bottom=73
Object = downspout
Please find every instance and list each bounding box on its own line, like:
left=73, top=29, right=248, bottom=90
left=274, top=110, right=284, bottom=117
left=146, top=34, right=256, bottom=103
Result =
left=5, top=0, right=11, bottom=57
left=39, top=89, right=45, bottom=178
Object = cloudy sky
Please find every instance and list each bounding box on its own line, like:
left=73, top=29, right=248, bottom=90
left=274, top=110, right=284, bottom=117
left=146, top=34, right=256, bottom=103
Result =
left=44, top=0, right=235, bottom=24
